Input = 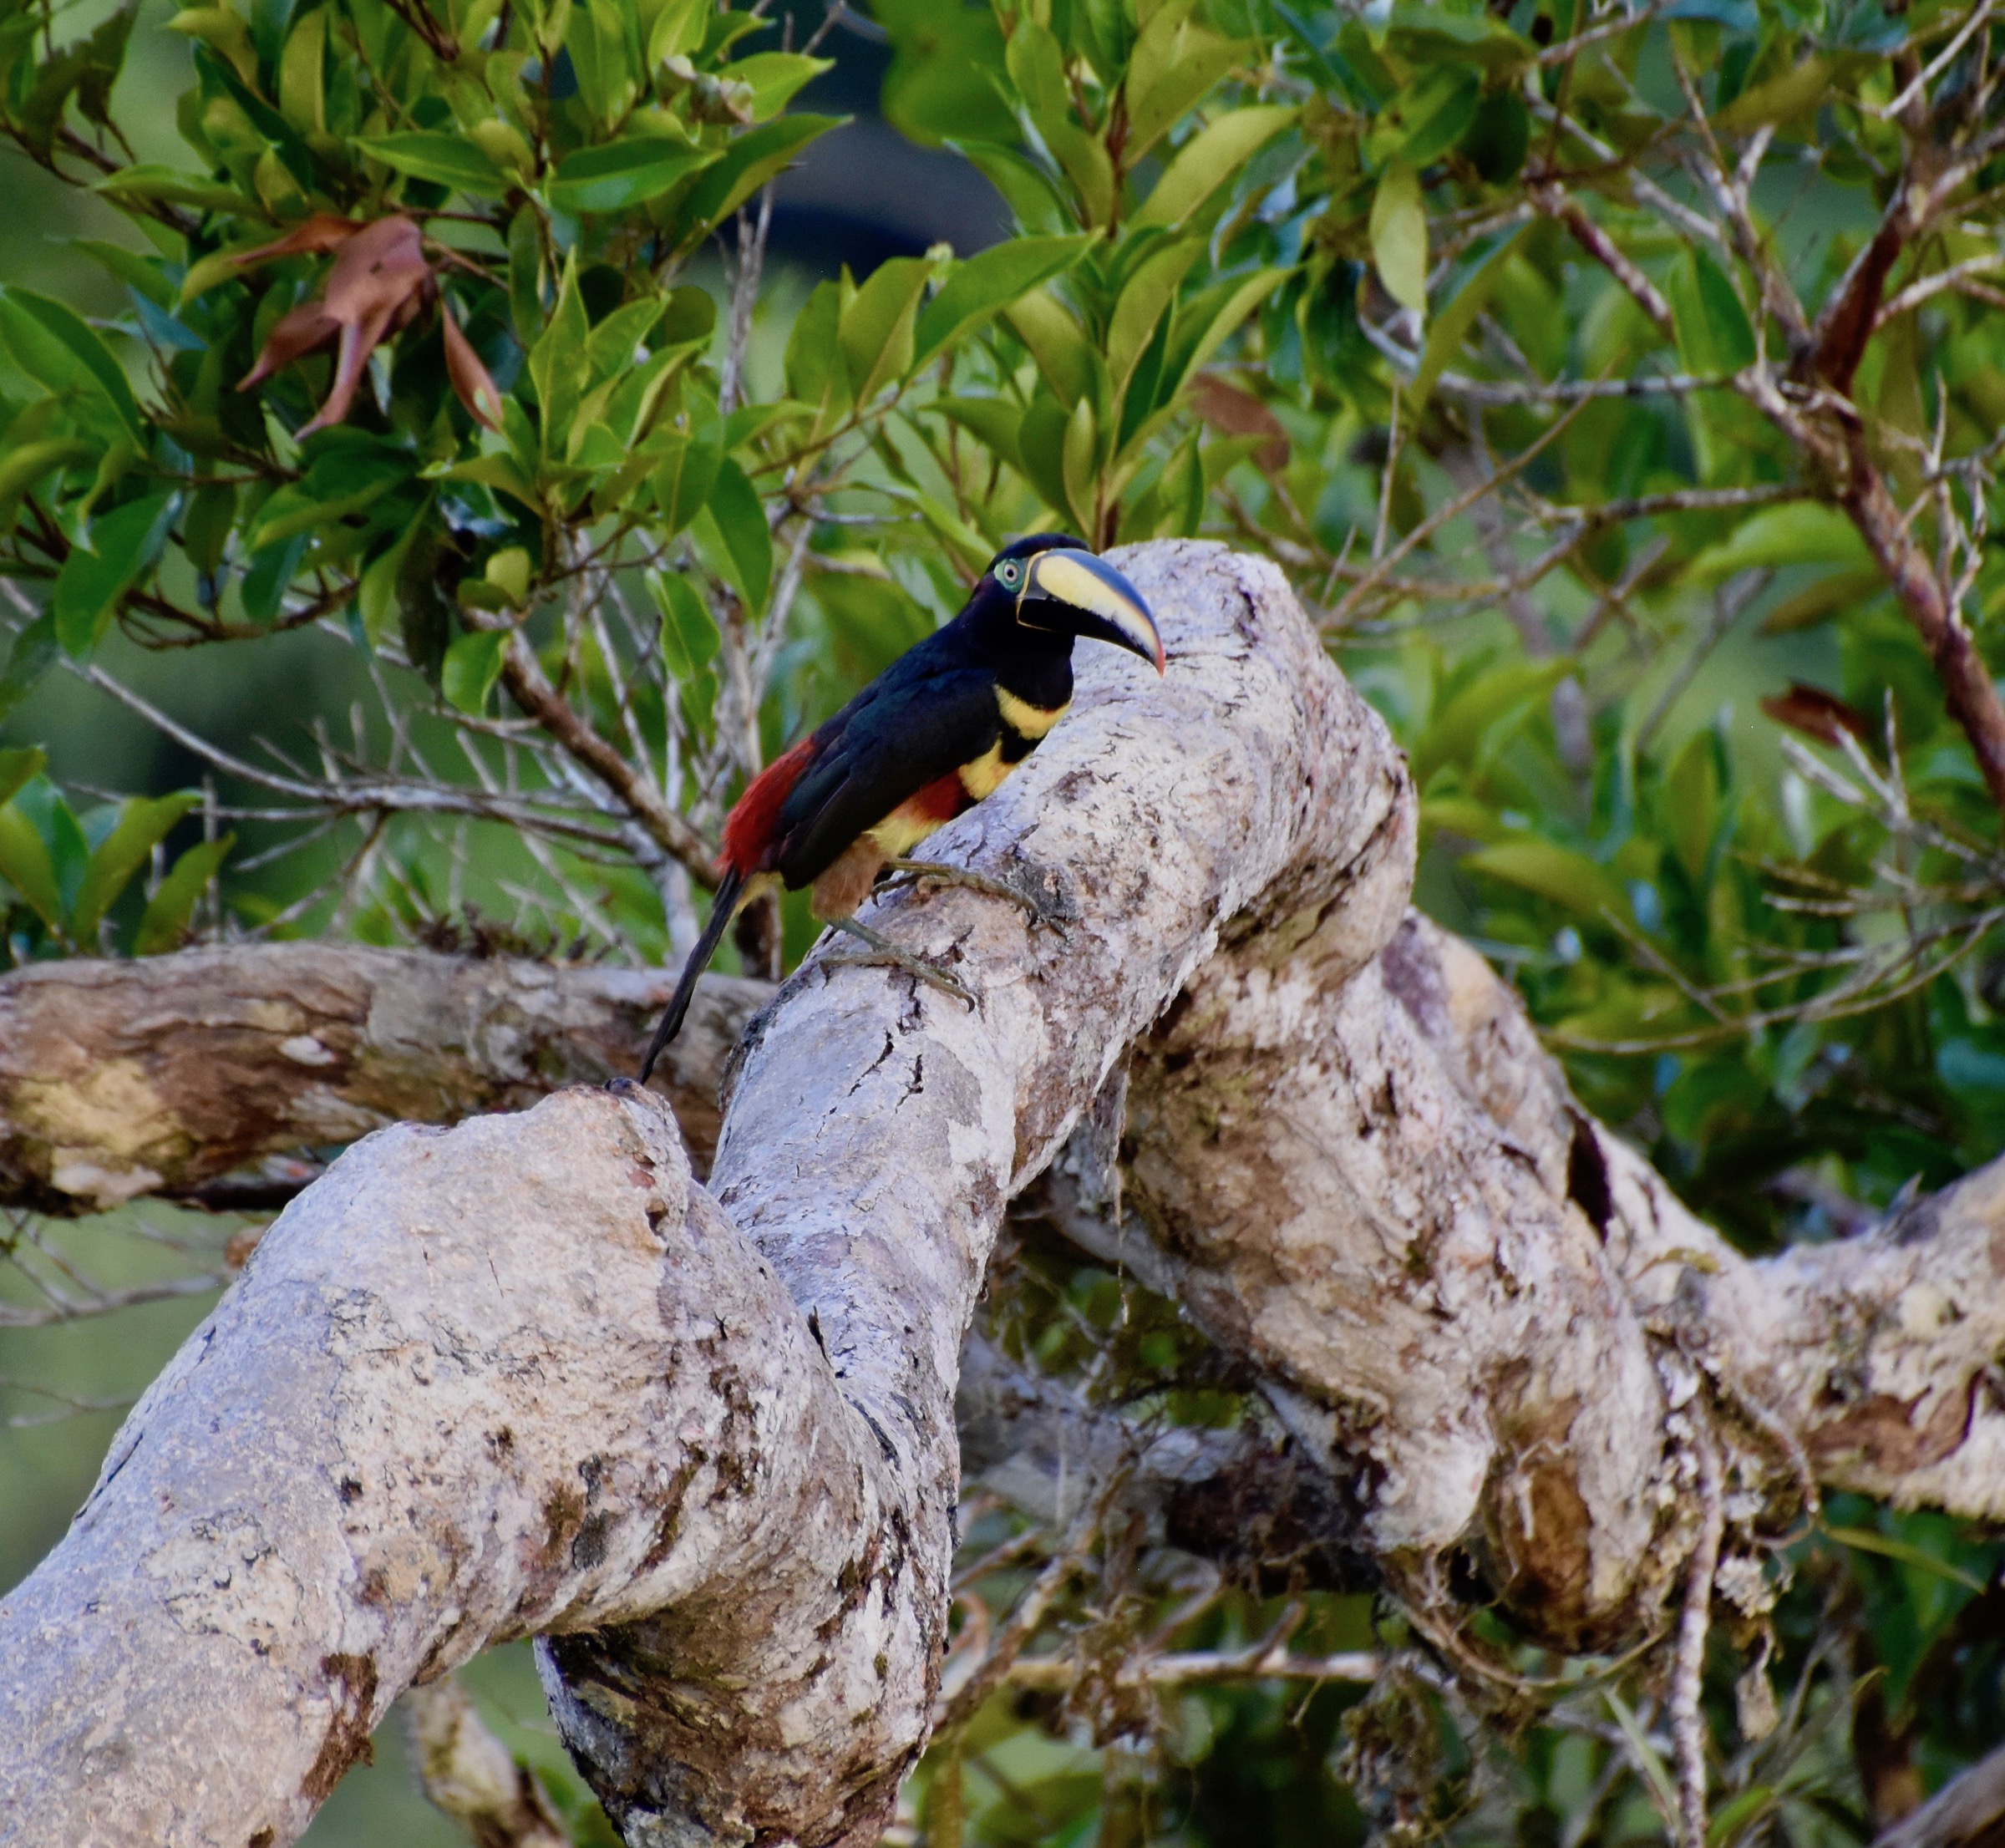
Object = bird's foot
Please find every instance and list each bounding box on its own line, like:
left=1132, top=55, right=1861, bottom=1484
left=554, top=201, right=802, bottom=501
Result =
left=885, top=858, right=1063, bottom=929
left=822, top=916, right=976, bottom=1008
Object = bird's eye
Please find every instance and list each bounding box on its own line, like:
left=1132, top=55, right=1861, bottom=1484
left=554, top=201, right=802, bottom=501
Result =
left=997, top=561, right=1019, bottom=586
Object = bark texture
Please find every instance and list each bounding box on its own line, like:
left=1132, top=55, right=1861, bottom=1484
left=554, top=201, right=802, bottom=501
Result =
left=1093, top=904, right=2005, bottom=1653
left=0, top=944, right=766, bottom=1211
left=0, top=541, right=1409, bottom=1846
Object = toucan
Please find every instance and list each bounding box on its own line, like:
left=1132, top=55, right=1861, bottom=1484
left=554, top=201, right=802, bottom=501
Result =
left=638, top=534, right=1162, bottom=1080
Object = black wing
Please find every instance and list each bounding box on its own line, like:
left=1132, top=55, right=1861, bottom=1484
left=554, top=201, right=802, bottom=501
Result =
left=772, top=651, right=1001, bottom=886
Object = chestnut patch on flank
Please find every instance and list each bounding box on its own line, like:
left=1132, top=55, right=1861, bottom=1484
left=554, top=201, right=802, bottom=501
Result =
left=300, top=1652, right=377, bottom=1803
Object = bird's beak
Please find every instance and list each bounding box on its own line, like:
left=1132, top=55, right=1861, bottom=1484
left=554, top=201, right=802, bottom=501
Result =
left=1022, top=549, right=1165, bottom=674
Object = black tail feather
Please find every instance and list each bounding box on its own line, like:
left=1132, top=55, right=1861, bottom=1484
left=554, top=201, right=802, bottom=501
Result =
left=639, top=867, right=744, bottom=1083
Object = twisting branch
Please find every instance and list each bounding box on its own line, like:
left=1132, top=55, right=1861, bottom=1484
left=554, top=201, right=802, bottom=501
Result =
left=1670, top=1401, right=1725, bottom=1848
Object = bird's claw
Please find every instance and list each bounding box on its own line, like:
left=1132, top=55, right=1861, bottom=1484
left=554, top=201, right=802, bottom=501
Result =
left=824, top=918, right=977, bottom=1008
left=885, top=858, right=1067, bottom=931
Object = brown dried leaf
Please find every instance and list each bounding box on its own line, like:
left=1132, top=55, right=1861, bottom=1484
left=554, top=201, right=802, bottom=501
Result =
left=1189, top=372, right=1289, bottom=473
left=236, top=303, right=341, bottom=389
left=1761, top=682, right=1872, bottom=747
left=236, top=216, right=434, bottom=436
left=439, top=300, right=503, bottom=431
left=230, top=213, right=363, bottom=270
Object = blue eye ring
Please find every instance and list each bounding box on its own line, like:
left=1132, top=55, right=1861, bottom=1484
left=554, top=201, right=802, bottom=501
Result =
left=997, top=559, right=1023, bottom=588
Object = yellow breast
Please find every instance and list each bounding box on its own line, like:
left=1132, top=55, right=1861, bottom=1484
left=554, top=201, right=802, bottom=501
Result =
left=957, top=739, right=1013, bottom=800
left=997, top=688, right=1068, bottom=739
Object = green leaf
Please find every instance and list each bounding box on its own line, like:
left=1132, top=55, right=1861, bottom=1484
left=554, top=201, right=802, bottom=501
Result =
left=1715, top=53, right=1837, bottom=132
left=358, top=132, right=510, bottom=198
left=548, top=136, right=717, bottom=213
left=1134, top=105, right=1296, bottom=230
left=878, top=3, right=1016, bottom=146
left=1060, top=394, right=1098, bottom=536
left=649, top=568, right=718, bottom=680
left=1667, top=248, right=1755, bottom=375
left=1002, top=290, right=1097, bottom=409
left=730, top=52, right=834, bottom=120
left=72, top=789, right=201, bottom=942
left=1418, top=658, right=1571, bottom=783
left=947, top=140, right=1070, bottom=236
left=529, top=254, right=592, bottom=454
left=1820, top=1524, right=1988, bottom=1594
left=0, top=617, right=58, bottom=726
left=135, top=834, right=232, bottom=954
left=442, top=628, right=510, bottom=715
left=1365, top=65, right=1480, bottom=170
left=652, top=413, right=723, bottom=536
left=0, top=438, right=96, bottom=515
left=183, top=480, right=236, bottom=576
left=1683, top=504, right=1867, bottom=582
left=999, top=16, right=1110, bottom=221
left=1157, top=268, right=1288, bottom=405
left=358, top=524, right=421, bottom=650
left=586, top=299, right=667, bottom=383
left=1463, top=88, right=1530, bottom=182
left=674, top=114, right=841, bottom=244
left=647, top=0, right=708, bottom=63
left=53, top=493, right=175, bottom=659
left=784, top=277, right=849, bottom=413
left=1758, top=566, right=1885, bottom=634
left=75, top=238, right=172, bottom=309
left=930, top=395, right=1023, bottom=469
left=0, top=747, right=46, bottom=811
left=912, top=236, right=1091, bottom=371
left=1369, top=160, right=1429, bottom=315
left=1413, top=224, right=1530, bottom=409
left=837, top=256, right=933, bottom=403
left=0, top=286, right=145, bottom=439
left=1016, top=395, right=1072, bottom=521
left=0, top=800, right=62, bottom=929
left=566, top=0, right=637, bottom=125
left=1124, top=17, right=1242, bottom=160
left=507, top=206, right=544, bottom=348
left=94, top=163, right=268, bottom=218
left=1107, top=236, right=1202, bottom=406
left=701, top=458, right=772, bottom=612
left=1706, top=1786, right=1776, bottom=1848
left=1465, top=840, right=1632, bottom=926
left=278, top=3, right=326, bottom=133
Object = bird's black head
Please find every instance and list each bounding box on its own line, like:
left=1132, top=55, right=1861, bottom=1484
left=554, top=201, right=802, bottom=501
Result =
left=982, top=534, right=1165, bottom=674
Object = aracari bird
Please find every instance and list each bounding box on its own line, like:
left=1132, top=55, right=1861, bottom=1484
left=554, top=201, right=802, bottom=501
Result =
left=638, top=534, right=1162, bottom=1080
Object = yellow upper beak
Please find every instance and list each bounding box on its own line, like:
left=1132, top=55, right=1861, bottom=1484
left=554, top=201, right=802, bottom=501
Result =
left=1022, top=550, right=1165, bottom=674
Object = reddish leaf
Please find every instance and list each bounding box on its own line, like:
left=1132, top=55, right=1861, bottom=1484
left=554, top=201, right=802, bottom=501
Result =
left=439, top=300, right=503, bottom=430
left=230, top=214, right=363, bottom=270
left=236, top=216, right=434, bottom=435
left=1760, top=682, right=1872, bottom=747
left=1189, top=372, right=1288, bottom=473
left=236, top=303, right=340, bottom=388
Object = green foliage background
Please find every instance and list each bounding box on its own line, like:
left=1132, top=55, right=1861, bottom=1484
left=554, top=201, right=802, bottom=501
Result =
left=4, top=0, right=2005, bottom=1842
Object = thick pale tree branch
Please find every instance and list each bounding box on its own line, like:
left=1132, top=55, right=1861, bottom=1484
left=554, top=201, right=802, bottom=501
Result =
left=1089, top=904, right=2005, bottom=1653
left=0, top=945, right=768, bottom=1211
left=0, top=541, right=1407, bottom=1845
